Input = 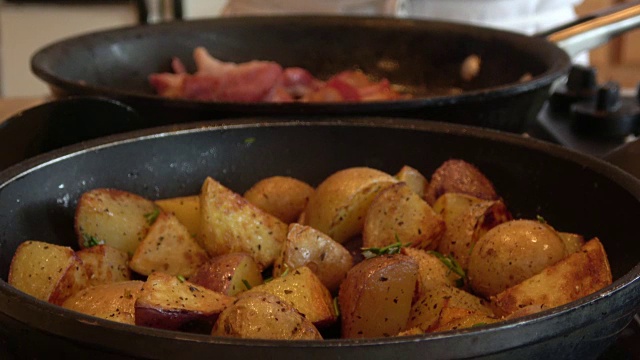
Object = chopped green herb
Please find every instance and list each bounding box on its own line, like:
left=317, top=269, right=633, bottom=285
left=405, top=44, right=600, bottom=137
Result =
left=361, top=240, right=411, bottom=259
left=536, top=215, right=547, bottom=224
left=241, top=279, right=252, bottom=290
left=471, top=322, right=487, bottom=328
left=82, top=234, right=104, bottom=248
left=333, top=297, right=340, bottom=317
left=263, top=276, right=274, bottom=283
left=244, top=137, right=256, bottom=145
left=144, top=208, right=161, bottom=225
left=427, top=250, right=466, bottom=287
left=176, top=275, right=186, bottom=283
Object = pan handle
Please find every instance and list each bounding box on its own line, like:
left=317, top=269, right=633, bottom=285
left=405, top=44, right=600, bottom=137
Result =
left=538, top=1, right=640, bottom=58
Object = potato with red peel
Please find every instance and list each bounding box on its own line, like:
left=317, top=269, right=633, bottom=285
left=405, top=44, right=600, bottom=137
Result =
left=9, top=240, right=89, bottom=305
left=135, top=272, right=234, bottom=332
left=189, top=253, right=263, bottom=296
left=468, top=219, right=568, bottom=298
left=363, top=182, right=445, bottom=251
left=425, top=159, right=498, bottom=206
left=302, top=167, right=398, bottom=244
left=339, top=254, right=419, bottom=338
left=244, top=176, right=315, bottom=224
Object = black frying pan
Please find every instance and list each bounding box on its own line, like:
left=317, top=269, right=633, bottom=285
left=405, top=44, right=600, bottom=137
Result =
left=29, top=3, right=640, bottom=133
left=0, top=118, right=638, bottom=359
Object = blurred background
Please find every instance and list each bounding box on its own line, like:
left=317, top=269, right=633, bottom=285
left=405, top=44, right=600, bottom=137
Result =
left=0, top=0, right=638, bottom=98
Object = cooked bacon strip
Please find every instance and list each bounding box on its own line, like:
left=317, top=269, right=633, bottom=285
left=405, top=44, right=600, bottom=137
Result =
left=148, top=47, right=406, bottom=103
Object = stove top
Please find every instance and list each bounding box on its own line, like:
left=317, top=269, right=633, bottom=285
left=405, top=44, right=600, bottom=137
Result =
left=526, top=66, right=640, bottom=360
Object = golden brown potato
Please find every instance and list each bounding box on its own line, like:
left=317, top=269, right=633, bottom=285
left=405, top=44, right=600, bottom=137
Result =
left=302, top=167, right=398, bottom=243
left=406, top=284, right=494, bottom=332
left=8, top=241, right=89, bottom=305
left=425, top=159, right=498, bottom=206
left=62, top=280, right=144, bottom=325
left=492, top=238, right=612, bottom=316
left=155, top=195, right=201, bottom=236
left=244, top=266, right=337, bottom=328
left=129, top=212, right=209, bottom=278
left=212, top=292, right=323, bottom=340
left=427, top=306, right=498, bottom=333
left=339, top=254, right=418, bottom=338
left=199, top=177, right=287, bottom=269
left=75, top=188, right=159, bottom=256
left=244, top=176, right=315, bottom=224
left=468, top=219, right=568, bottom=298
left=76, top=244, right=131, bottom=286
left=401, top=247, right=461, bottom=293
left=433, top=193, right=512, bottom=270
left=135, top=272, right=234, bottom=331
left=189, top=253, right=263, bottom=296
left=363, top=182, right=445, bottom=251
left=395, top=165, right=429, bottom=198
left=273, top=223, right=353, bottom=294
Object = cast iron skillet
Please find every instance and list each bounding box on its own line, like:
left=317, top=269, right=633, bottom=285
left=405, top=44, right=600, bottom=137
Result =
left=29, top=3, right=640, bottom=133
left=0, top=118, right=638, bottom=359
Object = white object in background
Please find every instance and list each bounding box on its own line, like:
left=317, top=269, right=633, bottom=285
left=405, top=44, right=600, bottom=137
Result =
left=0, top=3, right=138, bottom=97
left=220, top=0, right=408, bottom=16
left=181, top=0, right=227, bottom=19
left=404, top=0, right=584, bottom=35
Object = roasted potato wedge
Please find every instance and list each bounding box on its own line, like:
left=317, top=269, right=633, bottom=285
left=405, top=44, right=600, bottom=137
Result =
left=433, top=193, right=512, bottom=270
left=427, top=306, right=499, bottom=333
left=425, top=159, right=498, bottom=206
left=212, top=292, right=322, bottom=340
left=199, top=177, right=287, bottom=269
left=363, top=182, right=445, bottom=251
left=492, top=238, right=612, bottom=316
left=244, top=176, right=315, bottom=224
left=401, top=247, right=461, bottom=293
left=135, top=272, right=234, bottom=331
left=244, top=266, right=337, bottom=327
left=62, top=280, right=144, bottom=325
left=129, top=212, right=209, bottom=278
left=406, top=284, right=493, bottom=332
left=468, top=219, right=568, bottom=298
left=155, top=195, right=201, bottom=236
left=189, top=253, right=263, bottom=296
left=395, top=165, right=429, bottom=198
left=76, top=244, right=131, bottom=286
left=75, top=188, right=159, bottom=256
left=339, top=254, right=418, bottom=338
left=302, top=167, right=398, bottom=243
left=273, top=223, right=353, bottom=294
left=8, top=241, right=89, bottom=305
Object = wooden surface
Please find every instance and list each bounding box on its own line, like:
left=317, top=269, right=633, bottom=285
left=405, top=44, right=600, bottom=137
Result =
left=576, top=0, right=640, bottom=88
left=0, top=97, right=46, bottom=124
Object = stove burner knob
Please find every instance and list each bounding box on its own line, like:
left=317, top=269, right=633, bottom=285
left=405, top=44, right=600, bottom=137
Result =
left=549, top=65, right=598, bottom=113
left=571, top=81, right=640, bottom=139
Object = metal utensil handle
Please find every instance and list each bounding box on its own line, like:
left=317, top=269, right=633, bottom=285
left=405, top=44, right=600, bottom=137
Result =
left=540, top=1, right=640, bottom=58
